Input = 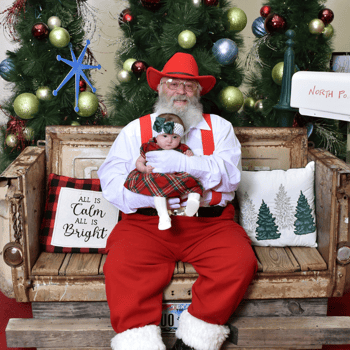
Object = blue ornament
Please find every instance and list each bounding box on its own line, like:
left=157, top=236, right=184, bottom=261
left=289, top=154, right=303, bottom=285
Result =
left=212, top=39, right=238, bottom=65
left=252, top=17, right=267, bottom=38
left=0, top=58, right=15, bottom=81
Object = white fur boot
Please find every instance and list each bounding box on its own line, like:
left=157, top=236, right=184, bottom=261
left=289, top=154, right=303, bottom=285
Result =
left=185, top=193, right=201, bottom=217
left=176, top=310, right=230, bottom=350
left=110, top=325, right=166, bottom=350
left=154, top=196, right=171, bottom=230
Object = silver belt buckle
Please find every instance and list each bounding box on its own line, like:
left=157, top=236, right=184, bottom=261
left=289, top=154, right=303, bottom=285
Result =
left=168, top=207, right=186, bottom=216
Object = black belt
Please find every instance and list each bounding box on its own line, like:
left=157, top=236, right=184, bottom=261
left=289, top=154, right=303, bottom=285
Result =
left=136, top=206, right=225, bottom=217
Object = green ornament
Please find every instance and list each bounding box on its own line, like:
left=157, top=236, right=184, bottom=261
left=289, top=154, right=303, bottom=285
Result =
left=219, top=86, right=244, bottom=112
left=22, top=126, right=35, bottom=141
left=272, top=62, right=284, bottom=85
left=49, top=27, right=70, bottom=48
left=227, top=7, right=247, bottom=32
left=243, top=97, right=256, bottom=112
left=36, top=86, right=52, bottom=101
left=5, top=134, right=17, bottom=148
left=117, top=69, right=132, bottom=83
left=178, top=30, right=196, bottom=49
left=322, top=24, right=334, bottom=39
left=123, top=58, right=137, bottom=72
left=13, top=93, right=39, bottom=119
left=77, top=91, right=99, bottom=117
left=309, top=19, right=325, bottom=35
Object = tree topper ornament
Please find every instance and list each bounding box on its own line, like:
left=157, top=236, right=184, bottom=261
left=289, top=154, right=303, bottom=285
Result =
left=53, top=40, right=101, bottom=112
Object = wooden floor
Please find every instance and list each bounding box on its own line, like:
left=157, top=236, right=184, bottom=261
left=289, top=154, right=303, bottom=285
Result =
left=31, top=246, right=327, bottom=277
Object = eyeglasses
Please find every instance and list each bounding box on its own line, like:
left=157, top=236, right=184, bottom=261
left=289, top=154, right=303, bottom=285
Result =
left=161, top=79, right=198, bottom=93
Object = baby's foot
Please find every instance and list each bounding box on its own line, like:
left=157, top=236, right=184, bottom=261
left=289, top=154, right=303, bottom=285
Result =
left=185, top=194, right=200, bottom=217
left=158, top=216, right=171, bottom=230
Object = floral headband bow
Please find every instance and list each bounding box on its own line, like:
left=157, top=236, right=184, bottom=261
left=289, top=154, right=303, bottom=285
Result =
left=153, top=116, right=184, bottom=137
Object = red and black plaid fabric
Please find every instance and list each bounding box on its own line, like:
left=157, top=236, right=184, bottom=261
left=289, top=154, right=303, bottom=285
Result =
left=39, top=173, right=108, bottom=254
left=124, top=140, right=203, bottom=198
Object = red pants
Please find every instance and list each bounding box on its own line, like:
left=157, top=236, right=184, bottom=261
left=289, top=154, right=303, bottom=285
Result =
left=103, top=204, right=258, bottom=334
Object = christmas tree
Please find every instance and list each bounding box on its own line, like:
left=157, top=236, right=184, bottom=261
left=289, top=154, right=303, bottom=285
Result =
left=107, top=0, right=248, bottom=127
left=256, top=200, right=280, bottom=241
left=294, top=191, right=316, bottom=235
left=242, top=0, right=345, bottom=156
left=240, top=191, right=258, bottom=233
left=274, top=184, right=294, bottom=229
left=0, top=0, right=106, bottom=173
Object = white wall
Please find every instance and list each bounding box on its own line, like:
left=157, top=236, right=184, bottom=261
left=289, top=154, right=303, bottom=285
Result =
left=1, top=0, right=349, bottom=125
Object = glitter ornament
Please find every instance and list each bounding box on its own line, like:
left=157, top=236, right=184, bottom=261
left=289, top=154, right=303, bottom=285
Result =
left=212, top=39, right=238, bottom=65
left=32, top=22, right=49, bottom=41
left=47, top=16, right=61, bottom=30
left=260, top=5, right=271, bottom=18
left=118, top=8, right=134, bottom=26
left=178, top=30, right=196, bottom=49
left=318, top=8, right=334, bottom=25
left=36, top=86, right=52, bottom=101
left=131, top=60, right=149, bottom=78
left=0, top=58, right=15, bottom=81
left=117, top=69, right=132, bottom=83
left=227, top=8, right=247, bottom=32
left=141, top=0, right=162, bottom=11
left=77, top=91, right=99, bottom=117
left=252, top=17, right=267, bottom=37
left=309, top=19, right=325, bottom=35
left=123, top=58, right=137, bottom=72
left=322, top=24, right=334, bottom=39
left=264, top=13, right=287, bottom=34
left=5, top=134, right=17, bottom=148
left=22, top=126, right=34, bottom=141
left=49, top=27, right=70, bottom=48
left=13, top=93, right=40, bottom=120
left=219, top=86, right=244, bottom=112
left=203, top=0, right=219, bottom=6
left=243, top=97, right=256, bottom=112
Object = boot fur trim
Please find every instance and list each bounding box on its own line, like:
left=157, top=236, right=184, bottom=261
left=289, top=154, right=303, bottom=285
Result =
left=176, top=310, right=230, bottom=350
left=111, top=325, right=166, bottom=350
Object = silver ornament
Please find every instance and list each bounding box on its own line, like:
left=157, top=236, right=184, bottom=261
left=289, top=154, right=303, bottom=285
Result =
left=309, top=19, right=325, bottom=35
left=47, top=16, right=62, bottom=30
left=36, top=86, right=52, bottom=101
left=5, top=134, right=17, bottom=148
left=117, top=69, right=132, bottom=83
left=192, top=0, right=202, bottom=7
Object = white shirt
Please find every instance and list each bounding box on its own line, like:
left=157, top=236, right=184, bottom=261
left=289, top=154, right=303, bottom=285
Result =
left=97, top=113, right=242, bottom=214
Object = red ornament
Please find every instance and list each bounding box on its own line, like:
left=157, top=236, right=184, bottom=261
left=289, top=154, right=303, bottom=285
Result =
left=31, top=22, right=49, bottom=40
left=264, top=13, right=287, bottom=34
left=203, top=0, right=219, bottom=6
left=79, top=80, right=87, bottom=92
left=131, top=60, right=149, bottom=78
left=260, top=5, right=271, bottom=18
left=318, top=8, right=334, bottom=25
left=141, top=0, right=162, bottom=11
left=118, top=8, right=134, bottom=26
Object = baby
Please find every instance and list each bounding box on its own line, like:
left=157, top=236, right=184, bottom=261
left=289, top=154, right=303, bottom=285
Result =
left=124, top=113, right=203, bottom=230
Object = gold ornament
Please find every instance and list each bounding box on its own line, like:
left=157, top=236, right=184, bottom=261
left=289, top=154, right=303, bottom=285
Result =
left=23, top=126, right=35, bottom=141
left=254, top=99, right=264, bottom=112
left=117, top=69, right=132, bottom=83
left=272, top=62, right=284, bottom=85
left=227, top=7, right=247, bottom=32
left=219, top=86, right=244, bottom=112
left=322, top=24, right=334, bottom=39
left=178, top=30, right=197, bottom=49
left=49, top=27, right=70, bottom=48
left=47, top=16, right=62, bottom=30
left=243, top=97, right=256, bottom=112
left=309, top=19, right=325, bottom=35
left=123, top=58, right=137, bottom=72
left=36, top=86, right=52, bottom=101
left=77, top=91, right=99, bottom=117
left=5, top=134, right=17, bottom=147
left=13, top=93, right=39, bottom=119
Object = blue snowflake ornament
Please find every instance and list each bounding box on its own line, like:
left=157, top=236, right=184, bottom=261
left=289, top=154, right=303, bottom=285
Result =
left=53, top=40, right=101, bottom=112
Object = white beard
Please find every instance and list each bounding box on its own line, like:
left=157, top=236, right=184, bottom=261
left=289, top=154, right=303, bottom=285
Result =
left=153, top=89, right=203, bottom=134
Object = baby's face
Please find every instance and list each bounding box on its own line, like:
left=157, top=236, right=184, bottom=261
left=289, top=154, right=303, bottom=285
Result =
left=156, top=133, right=181, bottom=150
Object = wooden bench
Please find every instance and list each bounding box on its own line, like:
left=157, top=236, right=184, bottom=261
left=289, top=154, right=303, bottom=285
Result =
left=2, top=125, right=350, bottom=349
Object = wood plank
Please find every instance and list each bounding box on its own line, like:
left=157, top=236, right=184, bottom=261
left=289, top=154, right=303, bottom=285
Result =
left=32, top=252, right=66, bottom=276
left=177, top=261, right=185, bottom=274
left=99, top=255, right=107, bottom=275
left=7, top=317, right=350, bottom=348
left=253, top=247, right=299, bottom=273
left=65, top=254, right=102, bottom=276
left=31, top=299, right=328, bottom=319
left=290, top=247, right=327, bottom=271
left=59, top=253, right=72, bottom=276
left=183, top=262, right=197, bottom=274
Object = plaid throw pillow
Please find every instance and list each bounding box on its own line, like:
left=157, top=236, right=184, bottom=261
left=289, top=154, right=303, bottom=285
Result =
left=40, top=174, right=118, bottom=254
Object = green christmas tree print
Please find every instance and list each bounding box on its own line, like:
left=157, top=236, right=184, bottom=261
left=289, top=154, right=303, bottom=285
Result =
left=294, top=191, right=316, bottom=235
left=256, top=200, right=281, bottom=241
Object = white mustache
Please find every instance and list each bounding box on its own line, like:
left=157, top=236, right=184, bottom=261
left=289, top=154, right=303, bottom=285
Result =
left=171, top=95, right=190, bottom=102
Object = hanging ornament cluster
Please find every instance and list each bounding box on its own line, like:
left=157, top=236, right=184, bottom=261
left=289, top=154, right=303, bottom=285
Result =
left=0, top=57, right=15, bottom=81
left=227, top=8, right=247, bottom=32
left=4, top=115, right=33, bottom=151
left=264, top=13, right=287, bottom=34
left=178, top=30, right=196, bottom=49
left=141, top=0, right=162, bottom=11
left=118, top=8, right=134, bottom=26
left=212, top=39, right=238, bottom=65
left=309, top=8, right=334, bottom=39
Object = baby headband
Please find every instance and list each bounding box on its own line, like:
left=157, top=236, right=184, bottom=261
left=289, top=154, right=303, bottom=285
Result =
left=153, top=116, right=184, bottom=137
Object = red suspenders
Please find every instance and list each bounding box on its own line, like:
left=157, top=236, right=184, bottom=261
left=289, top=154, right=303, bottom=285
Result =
left=139, top=114, right=222, bottom=206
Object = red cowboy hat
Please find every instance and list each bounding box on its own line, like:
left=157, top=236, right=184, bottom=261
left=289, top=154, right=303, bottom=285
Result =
left=146, top=52, right=216, bottom=95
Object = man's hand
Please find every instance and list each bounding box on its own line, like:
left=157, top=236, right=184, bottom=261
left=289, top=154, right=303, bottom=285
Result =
left=146, top=150, right=189, bottom=174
